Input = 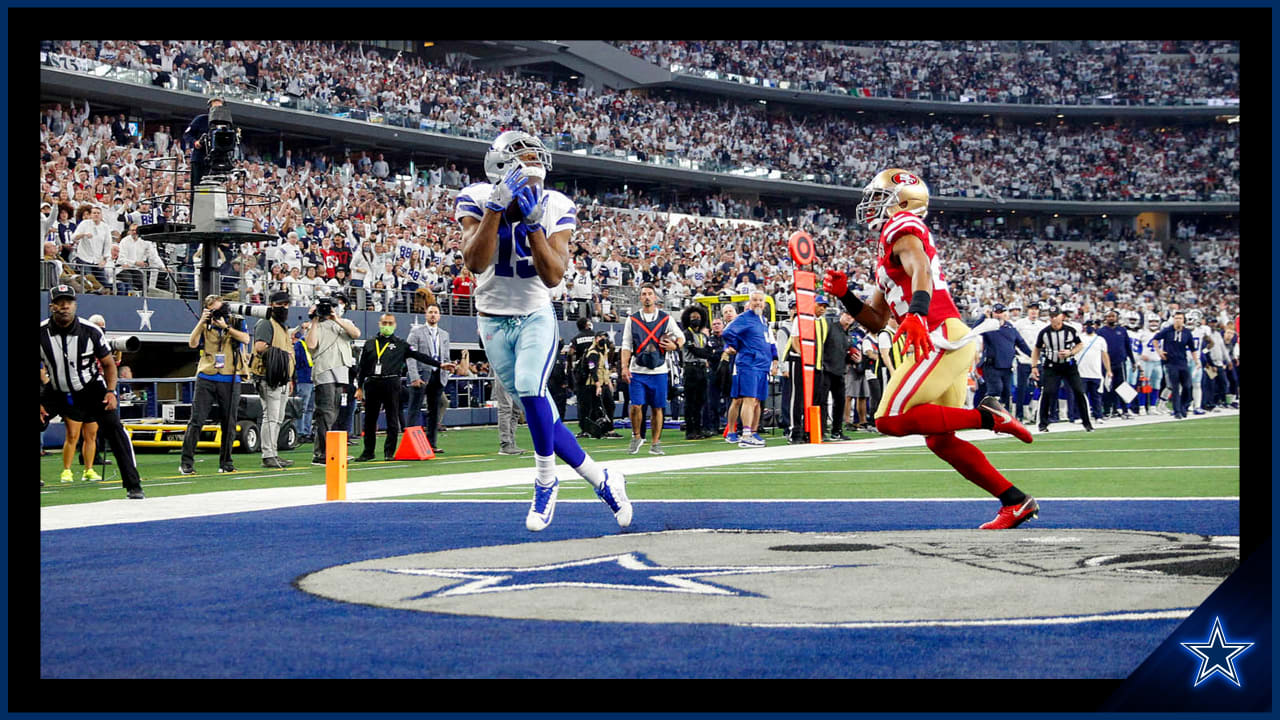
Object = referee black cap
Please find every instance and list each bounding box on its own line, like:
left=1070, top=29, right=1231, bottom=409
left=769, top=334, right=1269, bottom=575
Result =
left=1048, top=306, right=1065, bottom=317
left=50, top=284, right=76, bottom=301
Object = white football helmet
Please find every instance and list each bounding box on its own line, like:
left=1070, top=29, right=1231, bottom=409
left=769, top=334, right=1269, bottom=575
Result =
left=484, top=130, right=552, bottom=184
left=1186, top=309, right=1203, bottom=327
left=1147, top=315, right=1161, bottom=330
left=1124, top=310, right=1141, bottom=329
left=857, top=168, right=929, bottom=231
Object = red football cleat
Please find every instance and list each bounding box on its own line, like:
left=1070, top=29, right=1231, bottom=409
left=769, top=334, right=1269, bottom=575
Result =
left=979, top=496, right=1040, bottom=529
left=979, top=396, right=1032, bottom=444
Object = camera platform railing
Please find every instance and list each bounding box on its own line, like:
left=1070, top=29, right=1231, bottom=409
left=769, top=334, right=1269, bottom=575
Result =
left=136, top=156, right=280, bottom=300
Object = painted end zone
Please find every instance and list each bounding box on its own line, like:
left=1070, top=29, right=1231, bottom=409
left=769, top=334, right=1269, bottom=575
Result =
left=40, top=499, right=1238, bottom=680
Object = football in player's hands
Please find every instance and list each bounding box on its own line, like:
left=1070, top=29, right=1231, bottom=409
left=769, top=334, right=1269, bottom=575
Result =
left=515, top=184, right=547, bottom=226
left=822, top=269, right=848, bottom=299
left=485, top=167, right=528, bottom=213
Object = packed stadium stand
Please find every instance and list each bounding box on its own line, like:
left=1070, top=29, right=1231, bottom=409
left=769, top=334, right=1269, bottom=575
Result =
left=39, top=39, right=1240, bottom=425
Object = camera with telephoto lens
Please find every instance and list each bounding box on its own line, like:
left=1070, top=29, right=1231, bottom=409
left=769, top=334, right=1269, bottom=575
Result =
left=311, top=298, right=334, bottom=319
left=108, top=335, right=141, bottom=352
left=221, top=302, right=269, bottom=319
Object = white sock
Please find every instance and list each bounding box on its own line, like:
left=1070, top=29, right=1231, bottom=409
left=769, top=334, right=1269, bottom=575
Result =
left=742, top=426, right=753, bottom=436
left=573, top=454, right=606, bottom=489
left=534, top=454, right=556, bottom=487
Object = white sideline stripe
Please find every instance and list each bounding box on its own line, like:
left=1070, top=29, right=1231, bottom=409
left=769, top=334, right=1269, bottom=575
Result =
left=740, top=608, right=1197, bottom=629
left=657, top=465, right=1239, bottom=475
left=40, top=410, right=1237, bottom=531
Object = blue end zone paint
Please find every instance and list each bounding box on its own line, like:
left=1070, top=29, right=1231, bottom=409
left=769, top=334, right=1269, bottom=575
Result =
left=40, top=500, right=1237, bottom=680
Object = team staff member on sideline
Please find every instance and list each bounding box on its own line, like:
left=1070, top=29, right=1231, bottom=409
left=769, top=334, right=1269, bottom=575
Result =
left=621, top=284, right=682, bottom=456
left=720, top=290, right=778, bottom=448
left=679, top=304, right=717, bottom=440
left=1153, top=311, right=1195, bottom=419
left=1030, top=307, right=1094, bottom=433
left=39, top=285, right=144, bottom=499
left=354, top=314, right=456, bottom=462
left=405, top=302, right=451, bottom=452
left=181, top=294, right=251, bottom=474
left=1012, top=301, right=1047, bottom=423
left=979, top=303, right=1031, bottom=411
left=251, top=291, right=296, bottom=469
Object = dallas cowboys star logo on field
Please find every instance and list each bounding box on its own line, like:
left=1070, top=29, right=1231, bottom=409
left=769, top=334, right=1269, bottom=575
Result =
left=1180, top=616, right=1254, bottom=687
left=375, top=552, right=846, bottom=599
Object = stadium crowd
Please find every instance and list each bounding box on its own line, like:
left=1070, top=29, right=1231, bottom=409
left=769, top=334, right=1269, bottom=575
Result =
left=615, top=40, right=1241, bottom=106
left=40, top=96, right=1240, bottom=335
left=43, top=40, right=1239, bottom=202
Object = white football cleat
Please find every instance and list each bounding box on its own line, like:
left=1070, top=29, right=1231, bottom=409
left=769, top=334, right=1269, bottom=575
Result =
left=595, top=468, right=632, bottom=529
left=525, top=478, right=559, bottom=532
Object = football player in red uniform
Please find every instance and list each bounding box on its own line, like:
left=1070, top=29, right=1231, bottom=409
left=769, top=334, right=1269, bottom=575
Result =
left=823, top=169, right=1039, bottom=529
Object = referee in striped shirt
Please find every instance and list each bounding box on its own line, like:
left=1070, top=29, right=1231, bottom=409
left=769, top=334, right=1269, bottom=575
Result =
left=1029, top=306, right=1094, bottom=433
left=40, top=285, right=144, bottom=498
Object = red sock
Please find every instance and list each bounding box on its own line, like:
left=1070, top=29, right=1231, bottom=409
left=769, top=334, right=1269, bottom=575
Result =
left=875, top=403, right=982, bottom=436
left=925, top=432, right=1012, bottom=497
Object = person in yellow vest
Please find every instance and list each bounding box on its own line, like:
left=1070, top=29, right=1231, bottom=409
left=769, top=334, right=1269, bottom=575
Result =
left=293, top=320, right=316, bottom=442
left=180, top=294, right=252, bottom=475
left=250, top=291, right=297, bottom=468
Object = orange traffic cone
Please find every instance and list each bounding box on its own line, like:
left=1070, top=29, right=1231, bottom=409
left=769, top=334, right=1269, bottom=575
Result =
left=393, top=426, right=436, bottom=460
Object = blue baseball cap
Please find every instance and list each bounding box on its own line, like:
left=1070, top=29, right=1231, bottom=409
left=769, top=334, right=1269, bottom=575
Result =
left=815, top=294, right=829, bottom=306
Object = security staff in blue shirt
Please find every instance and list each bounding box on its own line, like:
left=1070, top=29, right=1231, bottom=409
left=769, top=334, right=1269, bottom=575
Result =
left=1096, top=309, right=1136, bottom=418
left=979, top=303, right=1032, bottom=410
left=1153, top=311, right=1195, bottom=419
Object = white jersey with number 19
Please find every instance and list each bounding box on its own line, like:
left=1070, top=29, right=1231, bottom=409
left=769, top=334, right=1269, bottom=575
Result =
left=455, top=183, right=577, bottom=315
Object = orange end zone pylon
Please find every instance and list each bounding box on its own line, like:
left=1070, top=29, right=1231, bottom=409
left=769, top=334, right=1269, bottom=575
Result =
left=393, top=426, right=436, bottom=460
left=325, top=430, right=348, bottom=501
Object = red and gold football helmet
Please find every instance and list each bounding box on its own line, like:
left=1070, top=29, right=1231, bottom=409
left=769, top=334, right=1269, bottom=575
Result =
left=856, top=168, right=930, bottom=231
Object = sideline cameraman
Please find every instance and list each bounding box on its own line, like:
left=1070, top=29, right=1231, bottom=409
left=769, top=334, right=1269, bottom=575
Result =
left=250, top=291, right=296, bottom=469
left=306, top=296, right=360, bottom=465
left=39, top=285, right=145, bottom=499
left=181, top=294, right=251, bottom=474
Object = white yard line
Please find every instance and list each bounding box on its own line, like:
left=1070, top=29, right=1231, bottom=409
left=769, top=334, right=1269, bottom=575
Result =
left=41, top=410, right=1237, bottom=531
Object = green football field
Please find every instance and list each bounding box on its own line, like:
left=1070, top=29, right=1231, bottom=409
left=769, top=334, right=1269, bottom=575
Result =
left=39, top=415, right=1239, bottom=507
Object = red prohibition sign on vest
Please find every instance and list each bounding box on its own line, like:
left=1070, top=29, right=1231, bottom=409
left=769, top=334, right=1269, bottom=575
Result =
left=788, top=230, right=816, bottom=267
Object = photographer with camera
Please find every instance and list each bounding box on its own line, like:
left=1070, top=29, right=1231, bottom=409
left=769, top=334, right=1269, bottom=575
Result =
left=180, top=294, right=252, bottom=475
left=40, top=285, right=144, bottom=498
left=250, top=291, right=296, bottom=469
left=576, top=332, right=615, bottom=439
left=305, top=294, right=361, bottom=465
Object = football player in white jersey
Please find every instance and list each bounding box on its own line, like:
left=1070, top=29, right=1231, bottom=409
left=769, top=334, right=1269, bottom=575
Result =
left=1187, top=309, right=1210, bottom=414
left=1136, top=315, right=1164, bottom=414
left=456, top=131, right=631, bottom=532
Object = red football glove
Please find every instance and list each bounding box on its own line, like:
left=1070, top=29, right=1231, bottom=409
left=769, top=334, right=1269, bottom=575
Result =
left=893, top=313, right=934, bottom=358
left=822, top=269, right=848, bottom=299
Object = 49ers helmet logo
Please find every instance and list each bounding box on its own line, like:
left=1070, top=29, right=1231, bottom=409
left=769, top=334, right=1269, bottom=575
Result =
left=891, top=172, right=920, bottom=186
